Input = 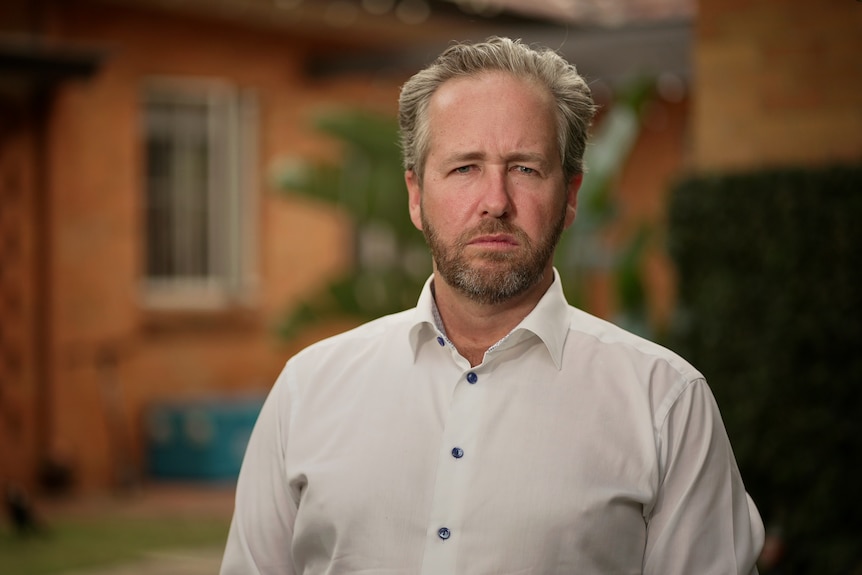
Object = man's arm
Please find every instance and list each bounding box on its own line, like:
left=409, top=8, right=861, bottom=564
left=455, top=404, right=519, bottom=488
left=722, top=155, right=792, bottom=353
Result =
left=221, top=366, right=298, bottom=575
left=644, top=378, right=765, bottom=574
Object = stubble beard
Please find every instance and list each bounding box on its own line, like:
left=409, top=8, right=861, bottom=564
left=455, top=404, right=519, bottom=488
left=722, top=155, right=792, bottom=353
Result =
left=421, top=208, right=567, bottom=305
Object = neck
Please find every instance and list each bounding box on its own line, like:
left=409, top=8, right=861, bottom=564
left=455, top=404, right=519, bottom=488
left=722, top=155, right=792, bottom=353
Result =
left=433, top=269, right=553, bottom=367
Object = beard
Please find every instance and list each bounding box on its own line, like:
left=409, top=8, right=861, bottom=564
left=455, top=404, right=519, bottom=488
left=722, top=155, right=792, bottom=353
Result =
left=421, top=207, right=567, bottom=305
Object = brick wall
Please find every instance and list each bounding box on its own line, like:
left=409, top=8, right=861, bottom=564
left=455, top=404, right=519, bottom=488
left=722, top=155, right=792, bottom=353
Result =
left=693, top=0, right=862, bottom=170
left=0, top=108, right=39, bottom=488
left=26, top=3, right=404, bottom=490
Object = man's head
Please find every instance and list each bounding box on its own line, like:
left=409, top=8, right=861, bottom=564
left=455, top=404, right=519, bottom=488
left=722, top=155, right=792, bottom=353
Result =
left=399, top=37, right=595, bottom=306
left=398, top=36, right=595, bottom=186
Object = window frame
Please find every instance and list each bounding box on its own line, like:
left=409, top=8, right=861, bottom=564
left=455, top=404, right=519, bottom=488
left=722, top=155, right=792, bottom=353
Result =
left=139, top=77, right=258, bottom=311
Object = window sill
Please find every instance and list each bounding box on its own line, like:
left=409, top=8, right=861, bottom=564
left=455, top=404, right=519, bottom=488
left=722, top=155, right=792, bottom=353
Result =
left=140, top=307, right=261, bottom=336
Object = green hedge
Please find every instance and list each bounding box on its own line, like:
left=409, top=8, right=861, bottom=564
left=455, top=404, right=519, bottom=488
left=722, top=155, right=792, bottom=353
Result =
left=667, top=164, right=862, bottom=574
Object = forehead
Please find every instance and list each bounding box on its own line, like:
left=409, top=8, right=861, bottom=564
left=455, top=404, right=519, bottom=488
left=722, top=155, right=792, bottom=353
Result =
left=425, top=71, right=559, bottom=160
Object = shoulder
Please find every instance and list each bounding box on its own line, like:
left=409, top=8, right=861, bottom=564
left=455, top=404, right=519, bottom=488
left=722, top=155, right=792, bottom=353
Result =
left=289, top=308, right=416, bottom=364
left=563, top=307, right=712, bottom=434
left=565, top=306, right=703, bottom=383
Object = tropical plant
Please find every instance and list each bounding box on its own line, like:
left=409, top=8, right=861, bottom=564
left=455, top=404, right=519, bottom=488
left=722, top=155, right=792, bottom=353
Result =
left=275, top=78, right=656, bottom=338
left=274, top=110, right=430, bottom=339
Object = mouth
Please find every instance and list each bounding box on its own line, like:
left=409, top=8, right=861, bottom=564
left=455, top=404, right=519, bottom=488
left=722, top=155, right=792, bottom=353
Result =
left=467, top=234, right=519, bottom=249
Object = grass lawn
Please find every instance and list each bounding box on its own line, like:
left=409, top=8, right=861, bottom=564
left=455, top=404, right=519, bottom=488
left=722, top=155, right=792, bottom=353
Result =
left=0, top=516, right=230, bottom=575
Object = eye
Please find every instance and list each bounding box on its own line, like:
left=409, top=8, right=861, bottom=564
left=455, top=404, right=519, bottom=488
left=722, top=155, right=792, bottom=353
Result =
left=513, top=165, right=537, bottom=175
left=453, top=165, right=473, bottom=174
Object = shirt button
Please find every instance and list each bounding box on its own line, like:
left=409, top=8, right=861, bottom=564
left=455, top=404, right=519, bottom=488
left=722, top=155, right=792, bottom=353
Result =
left=466, top=372, right=478, bottom=384
left=438, top=527, right=451, bottom=540
left=451, top=447, right=464, bottom=459
left=436, top=336, right=445, bottom=346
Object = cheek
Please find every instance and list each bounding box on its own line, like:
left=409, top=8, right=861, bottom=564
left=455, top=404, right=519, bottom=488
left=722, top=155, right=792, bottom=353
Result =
left=423, top=193, right=469, bottom=226
left=522, top=197, right=566, bottom=235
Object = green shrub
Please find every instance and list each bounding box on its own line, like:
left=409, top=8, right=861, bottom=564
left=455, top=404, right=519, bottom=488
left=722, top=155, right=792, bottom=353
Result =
left=667, top=164, right=862, bottom=574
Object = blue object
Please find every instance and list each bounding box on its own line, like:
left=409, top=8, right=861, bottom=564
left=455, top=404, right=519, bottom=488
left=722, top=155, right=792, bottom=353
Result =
left=145, top=396, right=265, bottom=482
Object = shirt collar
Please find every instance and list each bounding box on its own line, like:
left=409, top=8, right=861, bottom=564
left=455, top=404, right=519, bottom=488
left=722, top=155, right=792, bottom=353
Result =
left=408, top=274, right=441, bottom=354
left=408, top=268, right=571, bottom=370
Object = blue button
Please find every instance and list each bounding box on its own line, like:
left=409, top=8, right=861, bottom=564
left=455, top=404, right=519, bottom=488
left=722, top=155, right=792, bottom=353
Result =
left=438, top=527, right=451, bottom=540
left=451, top=447, right=464, bottom=458
left=466, top=372, right=478, bottom=384
left=436, top=336, right=445, bottom=346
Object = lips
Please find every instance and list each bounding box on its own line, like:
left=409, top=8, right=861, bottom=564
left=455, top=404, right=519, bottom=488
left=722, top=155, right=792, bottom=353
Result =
left=468, top=233, right=518, bottom=247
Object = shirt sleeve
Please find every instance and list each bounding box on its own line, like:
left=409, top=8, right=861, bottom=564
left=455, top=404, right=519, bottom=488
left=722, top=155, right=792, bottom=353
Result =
left=644, top=378, right=765, bottom=575
left=220, top=365, right=298, bottom=575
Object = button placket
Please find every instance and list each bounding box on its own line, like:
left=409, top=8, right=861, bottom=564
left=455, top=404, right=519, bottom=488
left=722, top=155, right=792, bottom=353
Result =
left=419, top=368, right=485, bottom=574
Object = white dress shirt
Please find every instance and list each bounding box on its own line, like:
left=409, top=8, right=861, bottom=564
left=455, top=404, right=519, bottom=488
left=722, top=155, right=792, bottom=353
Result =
left=221, top=271, right=764, bottom=574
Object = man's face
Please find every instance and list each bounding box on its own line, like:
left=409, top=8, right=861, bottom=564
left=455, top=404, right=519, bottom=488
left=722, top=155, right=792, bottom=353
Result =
left=406, top=71, right=581, bottom=305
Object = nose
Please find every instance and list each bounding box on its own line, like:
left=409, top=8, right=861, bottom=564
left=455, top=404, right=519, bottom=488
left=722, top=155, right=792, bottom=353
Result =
left=480, top=169, right=511, bottom=219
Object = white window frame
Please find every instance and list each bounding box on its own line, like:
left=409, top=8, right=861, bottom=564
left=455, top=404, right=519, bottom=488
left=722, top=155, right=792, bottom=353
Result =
left=140, top=78, right=258, bottom=310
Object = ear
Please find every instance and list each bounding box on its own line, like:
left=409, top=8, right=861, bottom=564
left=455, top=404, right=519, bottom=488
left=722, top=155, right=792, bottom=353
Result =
left=563, top=173, right=582, bottom=229
left=405, top=170, right=423, bottom=231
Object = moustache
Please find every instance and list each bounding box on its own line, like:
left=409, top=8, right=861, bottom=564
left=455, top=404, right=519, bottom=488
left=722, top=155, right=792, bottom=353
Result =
left=458, top=220, right=528, bottom=245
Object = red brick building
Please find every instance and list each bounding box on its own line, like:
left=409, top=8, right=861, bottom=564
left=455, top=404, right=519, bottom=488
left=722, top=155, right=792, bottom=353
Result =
left=0, top=0, right=490, bottom=491
left=693, top=0, right=861, bottom=170
left=7, top=0, right=854, bottom=494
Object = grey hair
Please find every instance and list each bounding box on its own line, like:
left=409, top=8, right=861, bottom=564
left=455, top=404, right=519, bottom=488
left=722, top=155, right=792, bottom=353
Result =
left=398, top=36, right=596, bottom=183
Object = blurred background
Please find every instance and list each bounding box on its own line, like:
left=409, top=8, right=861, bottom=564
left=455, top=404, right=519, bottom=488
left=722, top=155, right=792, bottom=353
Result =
left=0, top=0, right=859, bottom=573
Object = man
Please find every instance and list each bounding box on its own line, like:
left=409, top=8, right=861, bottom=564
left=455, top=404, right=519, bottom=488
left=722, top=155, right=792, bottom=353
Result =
left=221, top=37, right=764, bottom=574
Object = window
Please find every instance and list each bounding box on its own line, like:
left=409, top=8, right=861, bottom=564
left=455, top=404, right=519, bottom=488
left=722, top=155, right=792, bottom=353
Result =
left=142, top=80, right=257, bottom=309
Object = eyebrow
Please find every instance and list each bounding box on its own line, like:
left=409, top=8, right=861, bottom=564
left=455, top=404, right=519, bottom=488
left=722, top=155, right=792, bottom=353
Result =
left=507, top=152, right=550, bottom=167
left=442, top=151, right=551, bottom=168
left=441, top=151, right=485, bottom=165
